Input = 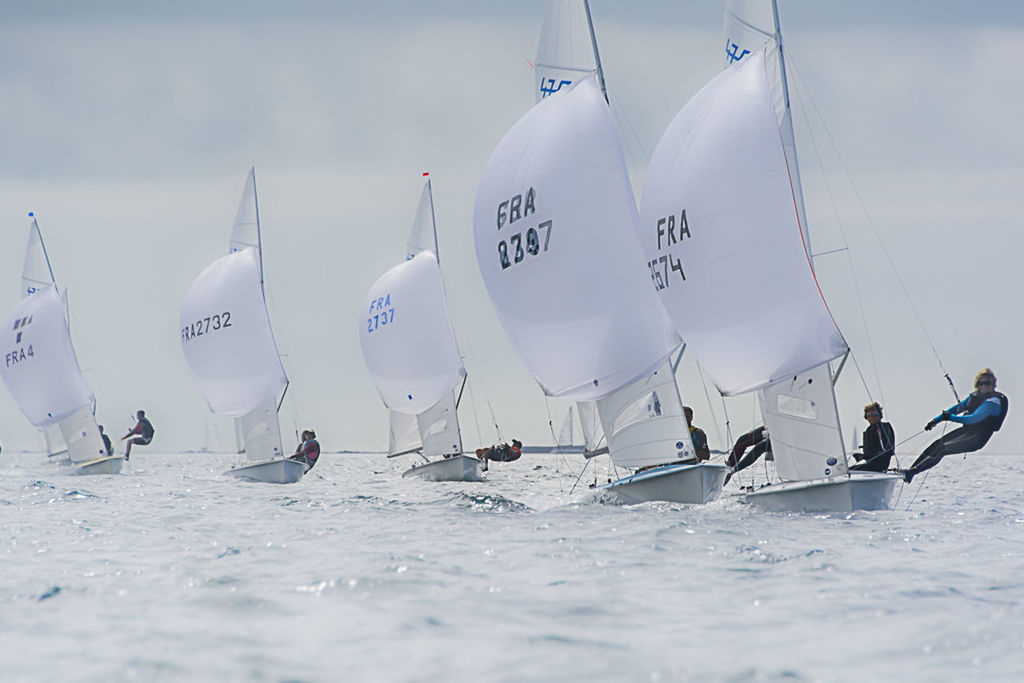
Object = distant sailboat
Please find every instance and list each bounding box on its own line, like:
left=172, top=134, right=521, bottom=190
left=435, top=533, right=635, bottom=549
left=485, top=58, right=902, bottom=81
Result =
left=359, top=176, right=484, bottom=482
left=0, top=215, right=122, bottom=475
left=636, top=1, right=898, bottom=511
left=180, top=168, right=304, bottom=484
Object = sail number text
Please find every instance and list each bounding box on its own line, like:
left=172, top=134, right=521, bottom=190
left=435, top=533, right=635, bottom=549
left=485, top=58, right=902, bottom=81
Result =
left=181, top=312, right=232, bottom=343
left=495, top=187, right=552, bottom=270
left=5, top=315, right=36, bottom=366
left=649, top=209, right=690, bottom=290
left=366, top=294, right=394, bottom=334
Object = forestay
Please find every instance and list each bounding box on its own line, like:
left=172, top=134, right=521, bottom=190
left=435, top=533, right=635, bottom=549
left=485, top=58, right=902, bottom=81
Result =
left=535, top=0, right=599, bottom=102
left=473, top=75, right=679, bottom=401
left=359, top=251, right=465, bottom=416
left=639, top=52, right=847, bottom=397
left=180, top=247, right=287, bottom=417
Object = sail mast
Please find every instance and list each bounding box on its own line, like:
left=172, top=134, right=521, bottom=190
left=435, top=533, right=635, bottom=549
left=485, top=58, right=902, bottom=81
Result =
left=582, top=0, right=608, bottom=103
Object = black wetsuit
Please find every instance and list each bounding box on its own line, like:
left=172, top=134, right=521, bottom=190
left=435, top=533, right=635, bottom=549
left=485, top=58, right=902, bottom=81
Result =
left=850, top=422, right=895, bottom=472
left=727, top=426, right=771, bottom=474
left=487, top=443, right=522, bottom=462
left=905, top=390, right=1007, bottom=481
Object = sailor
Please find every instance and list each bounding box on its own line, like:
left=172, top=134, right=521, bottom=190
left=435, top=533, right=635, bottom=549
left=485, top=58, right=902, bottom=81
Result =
left=849, top=402, right=895, bottom=472
left=290, top=429, right=321, bottom=471
left=98, top=425, right=114, bottom=456
left=901, top=368, right=1008, bottom=483
left=476, top=439, right=522, bottom=471
left=724, top=426, right=771, bottom=485
left=683, top=406, right=710, bottom=462
left=121, top=410, right=155, bottom=460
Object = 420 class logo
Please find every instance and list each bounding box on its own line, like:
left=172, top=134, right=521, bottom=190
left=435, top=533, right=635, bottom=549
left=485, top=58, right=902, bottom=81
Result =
left=495, top=187, right=553, bottom=270
left=181, top=312, right=232, bottom=343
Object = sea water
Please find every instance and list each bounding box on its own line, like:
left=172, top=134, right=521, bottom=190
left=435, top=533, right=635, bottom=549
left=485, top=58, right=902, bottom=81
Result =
left=1, top=450, right=1022, bottom=682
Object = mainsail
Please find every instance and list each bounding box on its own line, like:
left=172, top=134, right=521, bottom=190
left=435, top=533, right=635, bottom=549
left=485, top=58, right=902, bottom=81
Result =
left=359, top=179, right=467, bottom=459
left=180, top=169, right=288, bottom=462
left=639, top=49, right=849, bottom=481
left=535, top=0, right=603, bottom=102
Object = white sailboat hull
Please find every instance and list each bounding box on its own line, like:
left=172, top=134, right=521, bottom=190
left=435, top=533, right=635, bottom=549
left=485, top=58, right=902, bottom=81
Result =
left=63, top=455, right=124, bottom=476
left=744, top=471, right=899, bottom=513
left=402, top=455, right=484, bottom=482
left=600, top=462, right=729, bottom=504
left=224, top=457, right=306, bottom=484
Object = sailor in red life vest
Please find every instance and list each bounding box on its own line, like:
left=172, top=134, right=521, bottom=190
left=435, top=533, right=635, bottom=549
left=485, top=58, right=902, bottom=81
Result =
left=121, top=410, right=155, bottom=460
left=290, top=429, right=321, bottom=471
left=475, top=439, right=522, bottom=471
left=901, top=368, right=1008, bottom=483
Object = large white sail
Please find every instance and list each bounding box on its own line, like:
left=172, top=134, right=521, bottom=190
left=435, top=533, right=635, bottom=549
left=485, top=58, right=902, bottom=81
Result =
left=596, top=359, right=695, bottom=469
left=22, top=215, right=56, bottom=298
left=723, top=0, right=810, bottom=251
left=535, top=0, right=600, bottom=102
left=639, top=51, right=847, bottom=397
left=234, top=394, right=286, bottom=462
left=181, top=247, right=287, bottom=418
left=577, top=401, right=605, bottom=453
left=359, top=251, right=466, bottom=416
left=416, top=392, right=463, bottom=459
left=473, top=75, right=679, bottom=401
left=230, top=168, right=260, bottom=256
left=389, top=410, right=421, bottom=456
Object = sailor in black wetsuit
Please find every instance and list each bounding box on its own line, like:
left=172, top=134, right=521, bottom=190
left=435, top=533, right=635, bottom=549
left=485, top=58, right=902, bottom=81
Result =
left=476, top=439, right=522, bottom=471
left=121, top=410, right=155, bottom=460
left=849, top=402, right=895, bottom=472
left=902, top=368, right=1007, bottom=483
left=724, top=426, right=771, bottom=485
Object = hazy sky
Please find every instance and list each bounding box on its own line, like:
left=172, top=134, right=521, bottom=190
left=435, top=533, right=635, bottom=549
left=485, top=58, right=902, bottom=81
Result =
left=1, top=1, right=1021, bottom=459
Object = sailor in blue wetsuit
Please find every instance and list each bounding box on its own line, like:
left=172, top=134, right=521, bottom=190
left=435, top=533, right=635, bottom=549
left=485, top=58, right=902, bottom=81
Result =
left=901, top=368, right=1008, bottom=483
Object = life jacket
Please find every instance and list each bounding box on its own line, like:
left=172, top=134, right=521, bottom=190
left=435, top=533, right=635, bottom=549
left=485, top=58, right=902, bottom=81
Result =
left=510, top=442, right=521, bottom=457
left=303, top=439, right=321, bottom=461
left=963, top=390, right=1008, bottom=434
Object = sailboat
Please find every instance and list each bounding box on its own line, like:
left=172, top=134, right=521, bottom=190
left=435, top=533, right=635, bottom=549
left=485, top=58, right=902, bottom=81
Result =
left=474, top=0, right=725, bottom=505
left=474, top=22, right=727, bottom=504
left=635, top=1, right=899, bottom=511
left=0, top=215, right=122, bottom=475
left=180, top=168, right=305, bottom=484
left=359, top=176, right=484, bottom=482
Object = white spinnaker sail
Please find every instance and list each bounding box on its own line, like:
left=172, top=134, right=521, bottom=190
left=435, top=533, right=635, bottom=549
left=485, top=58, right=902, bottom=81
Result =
left=0, top=287, right=95, bottom=428
left=406, top=178, right=439, bottom=260
left=760, top=362, right=848, bottom=480
left=723, top=0, right=809, bottom=251
left=359, top=251, right=466, bottom=415
left=473, top=75, right=679, bottom=401
left=22, top=216, right=56, bottom=298
left=180, top=247, right=287, bottom=418
left=639, top=51, right=847, bottom=397
left=535, top=0, right=599, bottom=102
left=596, top=359, right=695, bottom=468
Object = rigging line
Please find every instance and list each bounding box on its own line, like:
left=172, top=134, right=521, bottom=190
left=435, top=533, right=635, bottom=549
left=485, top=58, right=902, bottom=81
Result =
left=785, top=54, right=952, bottom=394
left=846, top=352, right=876, bottom=405
left=568, top=456, right=591, bottom=495
left=696, top=363, right=726, bottom=455
left=787, top=69, right=884, bottom=407
left=464, top=378, right=485, bottom=448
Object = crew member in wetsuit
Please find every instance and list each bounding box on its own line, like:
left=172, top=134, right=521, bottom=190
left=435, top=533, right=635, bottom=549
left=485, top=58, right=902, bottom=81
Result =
left=121, top=410, right=155, bottom=460
left=901, top=368, right=1007, bottom=483
left=289, top=429, right=321, bottom=471
left=724, top=426, right=771, bottom=485
left=476, top=439, right=522, bottom=471
left=684, top=406, right=710, bottom=462
left=849, top=402, right=895, bottom=472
